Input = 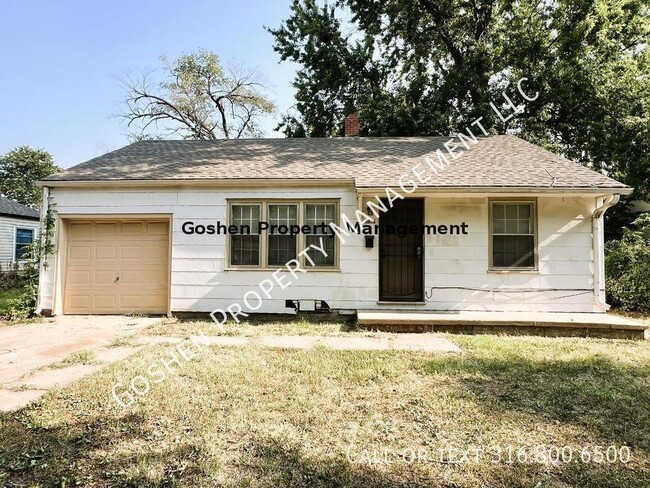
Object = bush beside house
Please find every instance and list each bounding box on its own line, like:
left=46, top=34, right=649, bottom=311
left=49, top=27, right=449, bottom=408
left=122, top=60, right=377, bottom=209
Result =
left=0, top=250, right=38, bottom=321
left=605, top=213, right=650, bottom=313
left=0, top=265, right=24, bottom=320
left=0, top=262, right=20, bottom=290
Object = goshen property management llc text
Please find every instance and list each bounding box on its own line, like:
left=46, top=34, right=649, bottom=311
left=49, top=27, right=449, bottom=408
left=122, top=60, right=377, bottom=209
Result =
left=181, top=221, right=470, bottom=237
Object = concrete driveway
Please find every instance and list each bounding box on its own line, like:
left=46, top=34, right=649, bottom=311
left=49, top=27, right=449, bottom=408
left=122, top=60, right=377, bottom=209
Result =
left=0, top=315, right=162, bottom=412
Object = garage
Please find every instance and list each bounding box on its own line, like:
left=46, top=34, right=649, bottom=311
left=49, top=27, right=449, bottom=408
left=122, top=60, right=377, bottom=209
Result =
left=63, top=219, right=170, bottom=314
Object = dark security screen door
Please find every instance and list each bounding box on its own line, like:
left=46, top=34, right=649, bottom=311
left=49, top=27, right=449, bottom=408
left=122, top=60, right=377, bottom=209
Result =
left=379, top=199, right=424, bottom=301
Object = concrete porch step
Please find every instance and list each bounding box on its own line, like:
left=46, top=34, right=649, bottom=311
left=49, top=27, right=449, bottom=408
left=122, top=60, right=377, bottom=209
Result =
left=357, top=310, right=647, bottom=339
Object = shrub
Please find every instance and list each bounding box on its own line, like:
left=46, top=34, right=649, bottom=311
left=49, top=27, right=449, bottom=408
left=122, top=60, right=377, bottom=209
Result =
left=3, top=290, right=33, bottom=321
left=6, top=246, right=40, bottom=319
left=0, top=247, right=40, bottom=321
left=3, top=197, right=56, bottom=320
left=0, top=262, right=21, bottom=290
left=605, top=213, right=650, bottom=313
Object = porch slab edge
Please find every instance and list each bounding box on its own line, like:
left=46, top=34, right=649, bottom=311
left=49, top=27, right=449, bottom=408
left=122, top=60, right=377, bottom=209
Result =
left=356, top=311, right=647, bottom=340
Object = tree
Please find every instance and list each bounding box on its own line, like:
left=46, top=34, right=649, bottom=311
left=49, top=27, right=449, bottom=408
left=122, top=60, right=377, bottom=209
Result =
left=269, top=0, right=650, bottom=201
left=0, top=147, right=60, bottom=207
left=119, top=49, right=276, bottom=140
left=605, top=213, right=650, bottom=312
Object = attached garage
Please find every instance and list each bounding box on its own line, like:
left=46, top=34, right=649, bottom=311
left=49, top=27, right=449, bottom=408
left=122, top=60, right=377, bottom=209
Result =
left=63, top=218, right=170, bottom=315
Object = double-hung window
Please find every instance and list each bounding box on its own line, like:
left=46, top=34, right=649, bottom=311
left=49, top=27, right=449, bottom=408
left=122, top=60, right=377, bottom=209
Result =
left=304, top=203, right=336, bottom=267
left=490, top=201, right=536, bottom=269
left=230, top=204, right=261, bottom=266
left=15, top=228, right=35, bottom=260
left=267, top=204, right=298, bottom=266
left=227, top=200, right=338, bottom=269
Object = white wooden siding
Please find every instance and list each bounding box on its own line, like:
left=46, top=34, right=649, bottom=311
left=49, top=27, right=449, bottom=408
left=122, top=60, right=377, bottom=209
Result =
left=0, top=215, right=39, bottom=267
left=39, top=187, right=600, bottom=314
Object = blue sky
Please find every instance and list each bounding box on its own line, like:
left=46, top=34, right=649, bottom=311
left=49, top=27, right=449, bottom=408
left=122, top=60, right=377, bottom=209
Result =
left=0, top=0, right=298, bottom=168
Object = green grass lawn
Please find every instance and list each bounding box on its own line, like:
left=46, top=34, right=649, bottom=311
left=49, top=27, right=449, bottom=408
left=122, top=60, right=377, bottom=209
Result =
left=145, top=316, right=373, bottom=338
left=1, top=326, right=649, bottom=487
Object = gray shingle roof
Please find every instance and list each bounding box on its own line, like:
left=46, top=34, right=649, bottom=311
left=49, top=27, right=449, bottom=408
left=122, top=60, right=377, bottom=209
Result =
left=0, top=196, right=40, bottom=219
left=44, top=135, right=629, bottom=191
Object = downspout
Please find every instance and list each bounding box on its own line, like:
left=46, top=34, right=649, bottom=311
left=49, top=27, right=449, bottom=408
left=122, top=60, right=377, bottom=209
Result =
left=592, top=194, right=620, bottom=310
left=34, top=186, right=49, bottom=315
left=357, top=193, right=364, bottom=213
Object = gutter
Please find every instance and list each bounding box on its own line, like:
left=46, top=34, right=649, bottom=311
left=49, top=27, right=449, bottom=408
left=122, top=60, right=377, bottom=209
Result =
left=356, top=186, right=634, bottom=196
left=0, top=212, right=40, bottom=221
left=37, top=178, right=633, bottom=197
left=592, top=194, right=621, bottom=310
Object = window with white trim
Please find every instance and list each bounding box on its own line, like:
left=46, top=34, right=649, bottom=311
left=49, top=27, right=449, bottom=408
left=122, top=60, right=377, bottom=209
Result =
left=15, top=228, right=34, bottom=260
left=490, top=201, right=536, bottom=269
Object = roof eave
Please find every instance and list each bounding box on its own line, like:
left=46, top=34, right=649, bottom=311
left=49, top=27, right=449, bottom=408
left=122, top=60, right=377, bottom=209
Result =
left=0, top=212, right=40, bottom=221
left=356, top=186, right=634, bottom=196
left=37, top=179, right=633, bottom=197
left=37, top=178, right=358, bottom=189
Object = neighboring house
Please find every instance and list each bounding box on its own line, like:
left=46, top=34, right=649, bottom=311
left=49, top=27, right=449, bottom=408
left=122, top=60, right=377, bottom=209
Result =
left=35, top=130, right=631, bottom=317
left=0, top=196, right=40, bottom=267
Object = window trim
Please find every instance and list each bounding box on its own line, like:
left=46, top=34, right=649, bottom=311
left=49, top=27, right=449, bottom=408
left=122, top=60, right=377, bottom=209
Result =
left=488, top=198, right=538, bottom=272
left=225, top=198, right=340, bottom=271
left=14, top=226, right=35, bottom=261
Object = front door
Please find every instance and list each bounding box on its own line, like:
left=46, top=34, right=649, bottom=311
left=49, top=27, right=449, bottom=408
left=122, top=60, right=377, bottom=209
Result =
left=379, top=199, right=424, bottom=301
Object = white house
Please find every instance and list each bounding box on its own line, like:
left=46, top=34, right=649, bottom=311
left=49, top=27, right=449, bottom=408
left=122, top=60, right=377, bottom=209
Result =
left=0, top=196, right=40, bottom=268
left=35, top=133, right=631, bottom=318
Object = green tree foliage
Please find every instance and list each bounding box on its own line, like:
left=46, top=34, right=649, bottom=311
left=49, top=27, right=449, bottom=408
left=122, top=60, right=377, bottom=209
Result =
left=0, top=146, right=60, bottom=208
left=605, top=213, right=650, bottom=312
left=269, top=0, right=650, bottom=198
left=120, top=49, right=276, bottom=140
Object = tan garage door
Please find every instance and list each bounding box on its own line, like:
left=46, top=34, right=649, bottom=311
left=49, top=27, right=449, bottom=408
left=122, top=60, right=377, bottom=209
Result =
left=64, top=219, right=169, bottom=314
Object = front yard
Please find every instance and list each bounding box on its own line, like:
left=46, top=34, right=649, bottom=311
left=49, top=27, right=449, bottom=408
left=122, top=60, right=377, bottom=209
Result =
left=1, top=320, right=649, bottom=487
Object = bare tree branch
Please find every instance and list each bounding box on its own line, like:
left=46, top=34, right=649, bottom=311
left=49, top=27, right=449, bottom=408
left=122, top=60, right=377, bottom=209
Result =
left=117, top=50, right=275, bottom=140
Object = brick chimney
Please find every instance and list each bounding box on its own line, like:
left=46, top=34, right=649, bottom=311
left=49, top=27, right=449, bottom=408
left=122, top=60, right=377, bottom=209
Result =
left=344, top=113, right=360, bottom=137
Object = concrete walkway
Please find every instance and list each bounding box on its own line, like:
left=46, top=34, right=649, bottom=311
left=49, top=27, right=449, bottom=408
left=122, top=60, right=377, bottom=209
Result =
left=146, top=334, right=463, bottom=354
left=0, top=315, right=161, bottom=412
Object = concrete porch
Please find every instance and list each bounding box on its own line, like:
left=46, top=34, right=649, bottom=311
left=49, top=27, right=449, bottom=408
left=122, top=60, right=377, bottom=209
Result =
left=357, top=310, right=648, bottom=339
